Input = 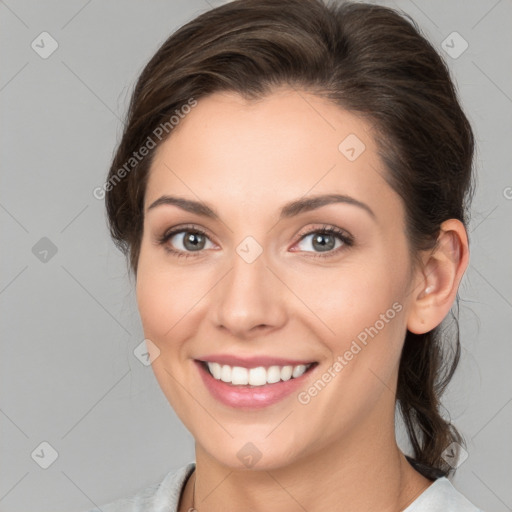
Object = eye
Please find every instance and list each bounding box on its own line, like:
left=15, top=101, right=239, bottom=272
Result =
left=293, top=225, right=354, bottom=258
left=157, top=224, right=215, bottom=258
left=156, top=223, right=354, bottom=260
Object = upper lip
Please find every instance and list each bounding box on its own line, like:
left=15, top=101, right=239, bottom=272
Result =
left=196, top=354, right=317, bottom=369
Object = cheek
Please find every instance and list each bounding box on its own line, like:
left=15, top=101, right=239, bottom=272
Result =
left=299, top=249, right=408, bottom=373
left=135, top=247, right=216, bottom=345
left=295, top=257, right=401, bottom=329
left=304, top=265, right=407, bottom=427
left=136, top=270, right=191, bottom=340
left=136, top=244, right=177, bottom=341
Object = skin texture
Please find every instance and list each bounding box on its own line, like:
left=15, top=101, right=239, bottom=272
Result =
left=135, top=88, right=469, bottom=512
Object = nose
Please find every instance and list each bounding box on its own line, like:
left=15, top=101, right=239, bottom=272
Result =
left=210, top=244, right=288, bottom=339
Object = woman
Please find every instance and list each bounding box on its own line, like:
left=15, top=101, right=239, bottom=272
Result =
left=89, top=0, right=483, bottom=510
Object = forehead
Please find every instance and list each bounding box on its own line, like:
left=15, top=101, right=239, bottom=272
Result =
left=145, top=88, right=402, bottom=224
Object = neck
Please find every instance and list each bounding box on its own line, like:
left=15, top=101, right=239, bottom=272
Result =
left=180, top=408, right=432, bottom=512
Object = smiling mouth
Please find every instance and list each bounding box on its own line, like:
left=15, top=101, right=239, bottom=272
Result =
left=198, top=360, right=318, bottom=388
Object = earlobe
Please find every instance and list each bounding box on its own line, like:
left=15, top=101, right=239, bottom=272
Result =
left=406, top=219, right=469, bottom=335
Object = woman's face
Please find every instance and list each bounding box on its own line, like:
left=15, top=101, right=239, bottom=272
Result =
left=136, top=88, right=419, bottom=469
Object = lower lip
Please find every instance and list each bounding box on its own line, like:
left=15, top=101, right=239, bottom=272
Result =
left=195, top=360, right=317, bottom=409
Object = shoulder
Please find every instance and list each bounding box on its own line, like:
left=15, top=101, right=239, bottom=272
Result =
left=404, top=477, right=484, bottom=512
left=82, top=461, right=195, bottom=512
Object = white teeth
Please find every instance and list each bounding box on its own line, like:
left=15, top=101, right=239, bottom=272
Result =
left=249, top=366, right=267, bottom=385
left=206, top=362, right=313, bottom=386
left=220, top=364, right=231, bottom=383
left=280, top=365, right=293, bottom=381
left=231, top=366, right=249, bottom=385
left=209, top=362, right=222, bottom=380
left=267, top=365, right=281, bottom=384
left=292, top=364, right=307, bottom=378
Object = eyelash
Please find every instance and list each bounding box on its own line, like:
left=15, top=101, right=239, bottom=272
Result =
left=156, top=223, right=354, bottom=260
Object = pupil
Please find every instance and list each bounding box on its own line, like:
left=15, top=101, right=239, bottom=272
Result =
left=313, top=233, right=334, bottom=252
left=184, top=232, right=204, bottom=251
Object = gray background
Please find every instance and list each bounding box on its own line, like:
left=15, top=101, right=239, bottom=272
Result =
left=1, top=0, right=511, bottom=510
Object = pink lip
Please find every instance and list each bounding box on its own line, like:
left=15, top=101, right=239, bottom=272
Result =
left=196, top=354, right=316, bottom=368
left=195, top=360, right=318, bottom=409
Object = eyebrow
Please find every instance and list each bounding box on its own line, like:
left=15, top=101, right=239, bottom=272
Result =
left=146, top=193, right=376, bottom=220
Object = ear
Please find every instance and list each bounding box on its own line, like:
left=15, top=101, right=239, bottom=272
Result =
left=406, top=219, right=469, bottom=334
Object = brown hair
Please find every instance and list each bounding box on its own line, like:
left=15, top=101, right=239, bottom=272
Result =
left=104, top=0, right=475, bottom=478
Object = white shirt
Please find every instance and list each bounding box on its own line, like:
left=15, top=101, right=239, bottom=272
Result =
left=85, top=462, right=484, bottom=512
